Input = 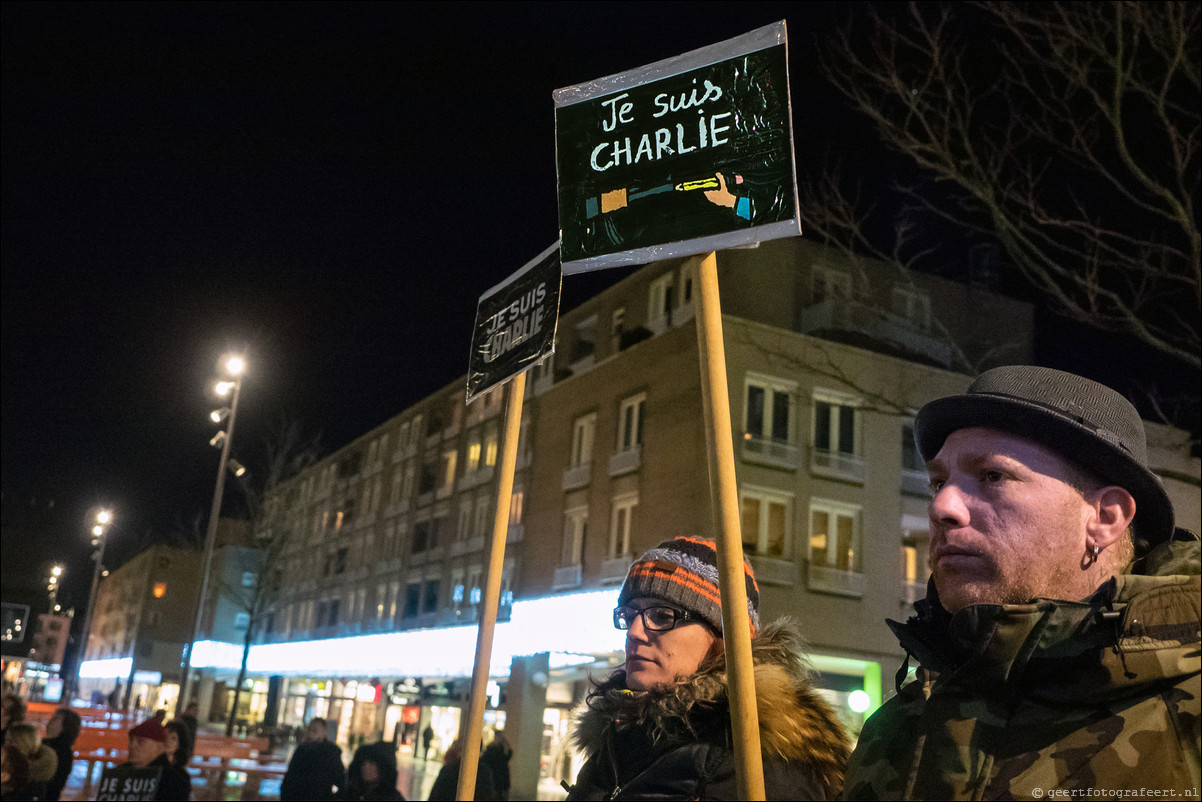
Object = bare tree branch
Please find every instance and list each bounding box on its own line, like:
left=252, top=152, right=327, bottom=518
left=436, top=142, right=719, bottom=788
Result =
left=812, top=1, right=1200, bottom=369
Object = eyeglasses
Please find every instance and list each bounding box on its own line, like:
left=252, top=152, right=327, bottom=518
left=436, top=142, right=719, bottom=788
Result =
left=613, top=605, right=701, bottom=632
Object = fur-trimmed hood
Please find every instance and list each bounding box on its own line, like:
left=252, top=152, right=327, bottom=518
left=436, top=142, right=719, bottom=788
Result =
left=26, top=743, right=58, bottom=784
left=575, top=618, right=850, bottom=796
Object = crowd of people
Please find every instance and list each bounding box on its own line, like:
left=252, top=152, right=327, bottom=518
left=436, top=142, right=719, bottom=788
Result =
left=1, top=367, right=1198, bottom=800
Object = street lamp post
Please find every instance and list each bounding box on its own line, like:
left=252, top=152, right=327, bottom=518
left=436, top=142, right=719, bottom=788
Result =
left=74, top=509, right=111, bottom=701
left=180, top=355, right=245, bottom=713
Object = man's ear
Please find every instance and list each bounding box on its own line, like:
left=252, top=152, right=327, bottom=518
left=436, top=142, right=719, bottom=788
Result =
left=1086, top=486, right=1137, bottom=550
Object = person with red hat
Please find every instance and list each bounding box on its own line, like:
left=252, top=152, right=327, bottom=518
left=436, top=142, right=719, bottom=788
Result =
left=565, top=536, right=850, bottom=799
left=841, top=366, right=1200, bottom=799
left=119, top=716, right=192, bottom=800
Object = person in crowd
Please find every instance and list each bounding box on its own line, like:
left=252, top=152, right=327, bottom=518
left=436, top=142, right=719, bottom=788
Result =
left=343, top=740, right=403, bottom=800
left=177, top=702, right=199, bottom=745
left=420, top=725, right=433, bottom=762
left=120, top=716, right=191, bottom=801
left=40, top=709, right=80, bottom=801
left=426, top=738, right=497, bottom=802
left=5, top=723, right=57, bottom=801
left=280, top=717, right=345, bottom=801
left=0, top=697, right=25, bottom=745
left=566, top=536, right=850, bottom=800
left=841, top=366, right=1201, bottom=799
left=479, top=733, right=512, bottom=801
left=163, top=720, right=193, bottom=770
left=1, top=744, right=31, bottom=800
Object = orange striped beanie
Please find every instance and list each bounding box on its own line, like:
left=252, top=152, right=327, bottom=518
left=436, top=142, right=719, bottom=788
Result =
left=617, top=536, right=760, bottom=636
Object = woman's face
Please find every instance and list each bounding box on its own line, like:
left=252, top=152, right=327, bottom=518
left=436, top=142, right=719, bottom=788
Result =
left=164, top=730, right=180, bottom=761
left=623, top=597, right=720, bottom=691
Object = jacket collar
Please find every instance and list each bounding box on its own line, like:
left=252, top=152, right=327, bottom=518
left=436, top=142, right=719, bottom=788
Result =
left=889, top=537, right=1200, bottom=698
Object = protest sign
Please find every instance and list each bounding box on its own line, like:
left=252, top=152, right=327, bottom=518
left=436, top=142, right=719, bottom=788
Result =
left=555, top=21, right=797, bottom=273
left=466, top=242, right=561, bottom=402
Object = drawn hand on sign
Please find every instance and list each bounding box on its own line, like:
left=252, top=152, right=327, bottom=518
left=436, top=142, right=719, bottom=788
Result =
left=704, top=172, right=752, bottom=220
left=585, top=174, right=749, bottom=219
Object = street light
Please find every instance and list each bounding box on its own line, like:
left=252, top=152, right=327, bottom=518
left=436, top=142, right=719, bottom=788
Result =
left=47, top=564, right=64, bottom=614
left=75, top=509, right=112, bottom=700
left=180, top=353, right=246, bottom=712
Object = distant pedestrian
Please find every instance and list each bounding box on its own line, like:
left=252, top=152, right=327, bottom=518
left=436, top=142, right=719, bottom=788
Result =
left=420, top=725, right=433, bottom=762
left=41, top=708, right=81, bottom=801
left=177, top=701, right=199, bottom=745
left=344, top=740, right=404, bottom=800
left=280, top=718, right=345, bottom=801
left=480, top=733, right=512, bottom=801
left=427, top=739, right=496, bottom=802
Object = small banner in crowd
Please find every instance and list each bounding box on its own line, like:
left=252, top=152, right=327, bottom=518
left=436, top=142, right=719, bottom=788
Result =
left=466, top=241, right=562, bottom=403
left=96, top=765, right=162, bottom=801
left=554, top=21, right=798, bottom=273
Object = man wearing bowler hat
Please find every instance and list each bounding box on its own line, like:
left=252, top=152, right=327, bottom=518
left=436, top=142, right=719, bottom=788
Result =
left=841, top=366, right=1199, bottom=800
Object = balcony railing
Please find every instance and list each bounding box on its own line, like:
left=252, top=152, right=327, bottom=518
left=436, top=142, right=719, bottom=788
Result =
left=600, top=554, right=632, bottom=584
left=553, top=564, right=583, bottom=590
left=562, top=463, right=591, bottom=491
left=608, top=446, right=641, bottom=477
left=746, top=555, right=795, bottom=586
left=741, top=435, right=799, bottom=469
left=810, top=448, right=866, bottom=484
left=798, top=298, right=953, bottom=367
left=807, top=562, right=865, bottom=598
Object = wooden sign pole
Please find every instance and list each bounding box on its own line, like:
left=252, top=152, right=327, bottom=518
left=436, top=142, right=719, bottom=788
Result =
left=693, top=250, right=766, bottom=800
left=455, top=370, right=527, bottom=801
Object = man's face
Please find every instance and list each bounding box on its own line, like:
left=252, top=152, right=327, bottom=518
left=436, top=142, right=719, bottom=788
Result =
left=624, top=597, right=719, bottom=691
left=128, top=735, right=165, bottom=767
left=305, top=721, right=327, bottom=742
left=926, top=427, right=1094, bottom=613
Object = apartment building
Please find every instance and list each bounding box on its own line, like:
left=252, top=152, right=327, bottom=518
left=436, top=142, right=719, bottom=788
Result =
left=219, top=236, right=1196, bottom=795
left=77, top=543, right=203, bottom=712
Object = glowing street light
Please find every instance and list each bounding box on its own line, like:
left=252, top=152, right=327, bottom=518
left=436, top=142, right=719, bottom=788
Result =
left=181, top=353, right=247, bottom=711
left=75, top=509, right=113, bottom=699
left=47, top=564, right=64, bottom=614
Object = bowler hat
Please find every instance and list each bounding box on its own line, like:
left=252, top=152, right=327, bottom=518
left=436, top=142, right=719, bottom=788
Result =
left=914, top=365, right=1174, bottom=546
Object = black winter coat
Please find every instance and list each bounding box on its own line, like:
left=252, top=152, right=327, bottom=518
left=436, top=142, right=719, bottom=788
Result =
left=566, top=620, right=851, bottom=800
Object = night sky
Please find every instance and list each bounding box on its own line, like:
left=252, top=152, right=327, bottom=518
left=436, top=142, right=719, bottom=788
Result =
left=2, top=2, right=870, bottom=614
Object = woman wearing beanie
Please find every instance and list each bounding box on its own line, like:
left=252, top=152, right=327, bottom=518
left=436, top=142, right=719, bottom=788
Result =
left=565, top=536, right=850, bottom=800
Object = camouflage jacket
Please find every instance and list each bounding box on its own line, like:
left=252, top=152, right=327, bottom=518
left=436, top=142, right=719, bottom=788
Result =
left=842, top=534, right=1201, bottom=800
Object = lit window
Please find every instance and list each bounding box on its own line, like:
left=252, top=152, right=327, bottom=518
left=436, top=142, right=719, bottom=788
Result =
left=741, top=487, right=792, bottom=559
left=484, top=425, right=499, bottom=467
left=809, top=500, right=862, bottom=573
